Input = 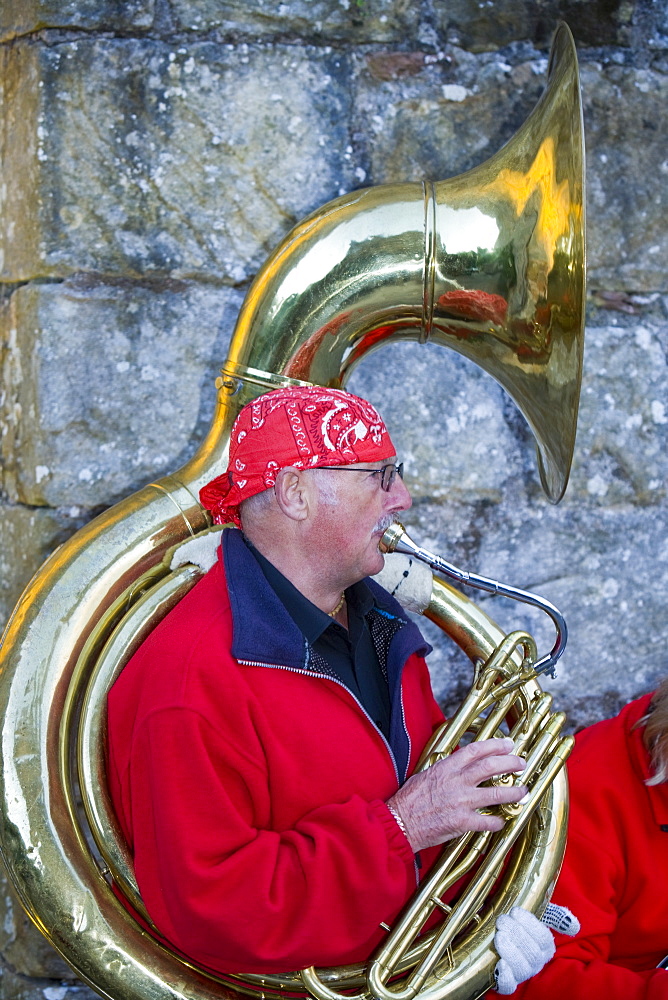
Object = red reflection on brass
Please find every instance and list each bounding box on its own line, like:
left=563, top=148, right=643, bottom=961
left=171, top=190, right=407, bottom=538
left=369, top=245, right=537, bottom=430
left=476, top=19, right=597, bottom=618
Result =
left=437, top=290, right=509, bottom=326
left=283, top=312, right=352, bottom=380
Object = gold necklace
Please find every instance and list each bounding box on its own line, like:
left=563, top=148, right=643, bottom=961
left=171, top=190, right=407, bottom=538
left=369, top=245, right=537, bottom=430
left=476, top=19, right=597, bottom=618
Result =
left=328, top=593, right=346, bottom=618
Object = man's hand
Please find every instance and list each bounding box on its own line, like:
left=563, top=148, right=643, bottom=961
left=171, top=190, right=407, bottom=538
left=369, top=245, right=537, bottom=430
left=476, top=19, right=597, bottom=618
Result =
left=386, top=737, right=527, bottom=853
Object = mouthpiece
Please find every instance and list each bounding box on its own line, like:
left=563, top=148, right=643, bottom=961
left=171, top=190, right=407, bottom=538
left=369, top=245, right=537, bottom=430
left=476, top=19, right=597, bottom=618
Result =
left=379, top=521, right=407, bottom=554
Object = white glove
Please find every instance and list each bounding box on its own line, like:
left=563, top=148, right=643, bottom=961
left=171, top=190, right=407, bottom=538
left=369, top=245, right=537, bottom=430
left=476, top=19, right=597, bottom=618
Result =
left=541, top=902, right=580, bottom=937
left=493, top=905, right=580, bottom=994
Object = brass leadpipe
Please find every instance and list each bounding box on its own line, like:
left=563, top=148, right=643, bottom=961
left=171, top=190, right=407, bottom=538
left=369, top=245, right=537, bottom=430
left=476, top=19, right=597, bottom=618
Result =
left=380, top=522, right=567, bottom=676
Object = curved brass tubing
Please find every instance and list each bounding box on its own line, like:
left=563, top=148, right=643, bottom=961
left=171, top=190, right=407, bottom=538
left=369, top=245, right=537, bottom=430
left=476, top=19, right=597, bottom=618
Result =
left=226, top=21, right=584, bottom=503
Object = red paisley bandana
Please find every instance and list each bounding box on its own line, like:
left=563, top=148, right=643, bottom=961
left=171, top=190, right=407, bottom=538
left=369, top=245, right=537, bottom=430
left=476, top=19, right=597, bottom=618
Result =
left=199, top=386, right=396, bottom=527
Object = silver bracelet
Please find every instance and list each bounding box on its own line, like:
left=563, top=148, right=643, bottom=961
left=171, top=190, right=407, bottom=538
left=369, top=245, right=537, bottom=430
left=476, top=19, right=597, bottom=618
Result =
left=387, top=801, right=410, bottom=842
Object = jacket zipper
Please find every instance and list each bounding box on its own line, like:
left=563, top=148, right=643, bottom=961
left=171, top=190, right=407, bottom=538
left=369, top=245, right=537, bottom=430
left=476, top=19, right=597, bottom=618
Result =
left=237, top=658, right=405, bottom=787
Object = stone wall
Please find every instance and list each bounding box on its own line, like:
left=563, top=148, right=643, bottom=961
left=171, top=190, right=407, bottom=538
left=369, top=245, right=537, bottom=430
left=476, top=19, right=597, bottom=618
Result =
left=1, top=1, right=667, bottom=998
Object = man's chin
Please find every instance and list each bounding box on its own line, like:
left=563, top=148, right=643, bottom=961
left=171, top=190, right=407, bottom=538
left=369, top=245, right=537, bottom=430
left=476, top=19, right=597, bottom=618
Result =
left=365, top=548, right=385, bottom=578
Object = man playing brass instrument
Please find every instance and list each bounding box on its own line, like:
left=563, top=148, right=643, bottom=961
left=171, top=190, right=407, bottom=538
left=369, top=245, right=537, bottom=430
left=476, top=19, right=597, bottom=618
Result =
left=107, top=386, right=567, bottom=991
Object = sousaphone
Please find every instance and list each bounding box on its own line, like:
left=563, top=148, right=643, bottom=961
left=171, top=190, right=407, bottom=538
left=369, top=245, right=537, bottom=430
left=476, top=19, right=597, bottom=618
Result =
left=0, top=22, right=585, bottom=1000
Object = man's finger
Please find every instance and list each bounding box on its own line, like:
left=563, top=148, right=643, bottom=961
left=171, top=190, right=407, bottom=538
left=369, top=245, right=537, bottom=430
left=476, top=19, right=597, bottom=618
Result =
left=470, top=783, right=528, bottom=810
left=462, top=753, right=526, bottom=786
left=450, top=737, right=515, bottom=764
left=434, top=739, right=521, bottom=779
left=493, top=957, right=517, bottom=995
left=467, top=812, right=506, bottom=833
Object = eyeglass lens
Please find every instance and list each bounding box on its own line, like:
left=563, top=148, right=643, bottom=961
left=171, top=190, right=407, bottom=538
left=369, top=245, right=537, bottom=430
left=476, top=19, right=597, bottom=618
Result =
left=381, top=463, right=404, bottom=491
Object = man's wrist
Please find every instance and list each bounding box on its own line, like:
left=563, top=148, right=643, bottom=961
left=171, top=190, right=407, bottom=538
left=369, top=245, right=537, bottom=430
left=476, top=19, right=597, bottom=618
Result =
left=386, top=801, right=411, bottom=843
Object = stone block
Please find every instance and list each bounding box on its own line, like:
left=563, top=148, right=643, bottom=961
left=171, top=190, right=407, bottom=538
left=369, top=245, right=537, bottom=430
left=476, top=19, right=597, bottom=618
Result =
left=581, top=62, right=668, bottom=292
left=473, top=502, right=668, bottom=732
left=169, top=0, right=636, bottom=49
left=570, top=317, right=668, bottom=506
left=0, top=504, right=88, bottom=632
left=348, top=339, right=529, bottom=505
left=356, top=47, right=548, bottom=185
left=0, top=1, right=154, bottom=43
left=171, top=0, right=420, bottom=44
left=357, top=51, right=667, bottom=293
left=0, top=968, right=97, bottom=1000
left=394, top=495, right=668, bottom=735
left=0, top=39, right=355, bottom=283
left=0, top=278, right=243, bottom=508
left=0, top=45, right=42, bottom=280
left=431, top=0, right=636, bottom=51
left=348, top=314, right=668, bottom=509
left=0, top=866, right=75, bottom=980
left=347, top=311, right=668, bottom=513
left=0, top=0, right=644, bottom=50
left=3, top=36, right=664, bottom=296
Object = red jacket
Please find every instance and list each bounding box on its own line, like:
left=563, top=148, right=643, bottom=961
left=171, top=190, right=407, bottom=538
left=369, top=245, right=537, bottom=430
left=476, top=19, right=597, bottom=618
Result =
left=507, top=693, right=668, bottom=1000
left=107, top=528, right=444, bottom=975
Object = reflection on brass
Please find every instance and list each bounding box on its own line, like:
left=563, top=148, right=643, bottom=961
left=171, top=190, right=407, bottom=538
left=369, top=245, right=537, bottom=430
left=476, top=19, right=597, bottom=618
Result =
left=0, top=22, right=584, bottom=1000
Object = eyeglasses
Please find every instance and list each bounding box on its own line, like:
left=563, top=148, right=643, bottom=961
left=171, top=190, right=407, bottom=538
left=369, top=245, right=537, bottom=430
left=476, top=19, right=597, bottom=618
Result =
left=316, top=462, right=404, bottom=493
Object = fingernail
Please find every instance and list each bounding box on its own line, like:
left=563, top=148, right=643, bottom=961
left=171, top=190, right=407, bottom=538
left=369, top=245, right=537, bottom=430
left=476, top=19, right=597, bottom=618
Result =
left=518, top=791, right=530, bottom=805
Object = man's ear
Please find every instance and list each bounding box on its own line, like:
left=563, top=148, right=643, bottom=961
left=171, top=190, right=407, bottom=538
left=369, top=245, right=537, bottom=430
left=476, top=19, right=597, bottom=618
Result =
left=274, top=467, right=310, bottom=521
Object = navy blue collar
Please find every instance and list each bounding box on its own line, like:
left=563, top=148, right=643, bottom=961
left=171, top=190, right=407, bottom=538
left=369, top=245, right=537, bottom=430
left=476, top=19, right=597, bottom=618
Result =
left=223, top=527, right=430, bottom=672
left=225, top=527, right=309, bottom=669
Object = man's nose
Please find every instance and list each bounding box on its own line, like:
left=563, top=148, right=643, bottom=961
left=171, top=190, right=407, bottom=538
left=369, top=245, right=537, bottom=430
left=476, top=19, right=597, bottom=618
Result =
left=387, top=475, right=412, bottom=512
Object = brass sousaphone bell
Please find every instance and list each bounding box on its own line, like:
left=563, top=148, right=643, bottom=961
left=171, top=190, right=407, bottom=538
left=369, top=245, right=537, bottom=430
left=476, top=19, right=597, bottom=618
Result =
left=0, top=22, right=585, bottom=1000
